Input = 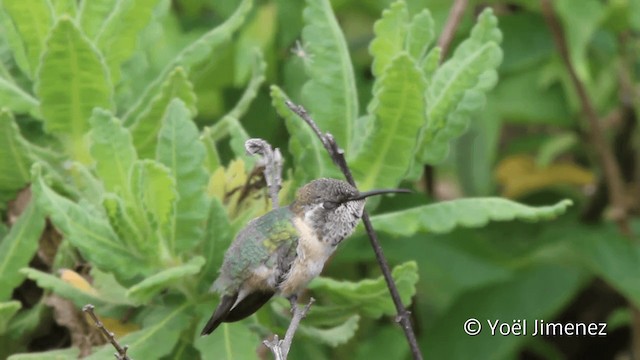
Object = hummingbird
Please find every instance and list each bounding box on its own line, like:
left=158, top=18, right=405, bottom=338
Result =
left=201, top=178, right=409, bottom=335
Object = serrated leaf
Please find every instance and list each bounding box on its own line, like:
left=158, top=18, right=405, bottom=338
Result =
left=35, top=18, right=113, bottom=162
left=270, top=85, right=338, bottom=186
left=156, top=99, right=208, bottom=254
left=0, top=198, right=45, bottom=301
left=78, top=0, right=117, bottom=39
left=32, top=165, right=143, bottom=281
left=406, top=9, right=435, bottom=61
left=369, top=198, right=573, bottom=237
left=102, top=193, right=148, bottom=253
left=89, top=108, right=137, bottom=194
left=299, top=315, right=360, bottom=347
left=301, top=0, right=358, bottom=149
left=0, top=301, right=21, bottom=334
left=130, top=160, right=177, bottom=232
left=126, top=256, right=205, bottom=303
left=95, top=0, right=161, bottom=84
left=7, top=348, right=80, bottom=360
left=308, top=261, right=418, bottom=318
left=199, top=198, right=232, bottom=291
left=1, top=0, right=54, bottom=78
left=0, top=77, right=39, bottom=116
left=129, top=67, right=197, bottom=158
left=194, top=321, right=260, bottom=360
left=0, top=110, right=33, bottom=198
left=369, top=0, right=409, bottom=78
left=86, top=304, right=191, bottom=360
left=351, top=53, right=426, bottom=190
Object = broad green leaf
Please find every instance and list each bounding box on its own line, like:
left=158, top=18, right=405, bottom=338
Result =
left=1, top=0, right=54, bottom=78
left=308, top=261, right=418, bottom=318
left=369, top=0, right=409, bottom=78
left=299, top=315, right=360, bottom=347
left=405, top=9, right=435, bottom=62
left=199, top=198, right=232, bottom=291
left=35, top=18, right=113, bottom=163
left=233, top=5, right=275, bottom=84
left=0, top=303, right=46, bottom=357
left=418, top=9, right=502, bottom=165
left=0, top=110, right=33, bottom=197
left=0, top=77, right=39, bottom=116
left=301, top=0, right=358, bottom=149
left=201, top=127, right=221, bottom=173
left=355, top=326, right=409, bottom=360
left=86, top=304, right=191, bottom=360
left=194, top=321, right=260, bottom=360
left=156, top=99, right=208, bottom=254
left=7, top=348, right=80, bottom=360
left=32, top=165, right=143, bottom=280
left=0, top=200, right=45, bottom=301
left=95, top=0, right=161, bottom=84
left=129, top=67, right=197, bottom=158
left=123, top=0, right=253, bottom=124
left=270, top=85, right=338, bottom=186
left=102, top=193, right=147, bottom=253
left=351, top=53, right=426, bottom=190
left=89, top=109, right=137, bottom=194
left=126, top=256, right=205, bottom=303
left=0, top=7, right=30, bottom=78
left=130, top=160, right=177, bottom=231
left=369, top=198, right=573, bottom=237
left=421, top=46, right=441, bottom=80
left=51, top=0, right=77, bottom=16
left=78, top=0, right=117, bottom=39
left=0, top=301, right=21, bottom=333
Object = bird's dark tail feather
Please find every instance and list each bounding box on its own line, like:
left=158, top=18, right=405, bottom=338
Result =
left=200, top=293, right=238, bottom=336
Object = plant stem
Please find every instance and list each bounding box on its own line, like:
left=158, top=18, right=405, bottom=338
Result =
left=83, top=304, right=131, bottom=360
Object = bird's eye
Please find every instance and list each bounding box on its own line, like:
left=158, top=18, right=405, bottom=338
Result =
left=322, top=201, right=339, bottom=210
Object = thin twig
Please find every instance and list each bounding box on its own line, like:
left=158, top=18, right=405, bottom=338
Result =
left=437, top=0, right=468, bottom=61
left=540, top=0, right=630, bottom=235
left=263, top=298, right=315, bottom=360
left=284, top=100, right=423, bottom=360
left=245, top=138, right=283, bottom=209
left=83, top=304, right=131, bottom=360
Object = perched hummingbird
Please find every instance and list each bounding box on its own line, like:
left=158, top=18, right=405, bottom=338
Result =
left=201, top=178, right=409, bottom=335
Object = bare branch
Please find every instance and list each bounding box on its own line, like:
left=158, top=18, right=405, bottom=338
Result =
left=245, top=138, right=283, bottom=209
left=437, top=0, right=468, bottom=61
left=263, top=298, right=315, bottom=360
left=82, top=304, right=131, bottom=360
left=284, top=100, right=423, bottom=360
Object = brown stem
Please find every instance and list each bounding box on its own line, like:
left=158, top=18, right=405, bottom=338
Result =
left=437, top=0, right=468, bottom=60
left=285, top=100, right=423, bottom=360
left=83, top=304, right=131, bottom=360
left=263, top=298, right=315, bottom=360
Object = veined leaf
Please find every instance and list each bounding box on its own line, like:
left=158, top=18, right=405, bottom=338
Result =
left=78, top=0, right=117, bottom=39
left=102, top=193, right=148, bottom=253
left=308, top=261, right=418, bottom=319
left=369, top=0, right=409, bottom=78
left=89, top=109, right=137, bottom=194
left=0, top=301, right=21, bottom=334
left=299, top=315, right=360, bottom=347
left=0, top=77, right=39, bottom=116
left=35, top=17, right=113, bottom=163
left=369, top=198, right=573, bottom=237
left=95, top=0, right=161, bottom=84
left=86, top=304, right=191, bottom=360
left=270, top=85, right=338, bottom=186
left=301, top=0, right=358, bottom=149
left=123, top=0, right=253, bottom=124
left=406, top=9, right=435, bottom=62
left=1, top=0, right=54, bottom=78
left=156, top=99, right=208, bottom=255
left=199, top=198, right=232, bottom=291
left=130, top=159, right=177, bottom=232
left=351, top=53, right=426, bottom=190
left=129, top=67, right=197, bottom=158
left=0, top=200, right=45, bottom=301
left=0, top=110, right=33, bottom=197
left=0, top=7, right=30, bottom=78
left=126, top=256, right=205, bottom=303
left=32, top=165, right=143, bottom=281
left=194, top=320, right=260, bottom=360
left=7, top=348, right=80, bottom=360
left=51, top=0, right=77, bottom=16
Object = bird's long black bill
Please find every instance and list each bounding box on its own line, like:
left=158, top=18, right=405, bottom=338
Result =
left=348, top=188, right=411, bottom=201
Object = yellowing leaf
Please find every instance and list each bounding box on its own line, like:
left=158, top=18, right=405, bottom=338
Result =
left=59, top=269, right=98, bottom=296
left=99, top=317, right=140, bottom=338
left=495, top=154, right=595, bottom=198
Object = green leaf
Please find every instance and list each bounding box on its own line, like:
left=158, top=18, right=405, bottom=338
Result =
left=418, top=8, right=502, bottom=165
left=0, top=77, right=39, bottom=116
left=51, top=0, right=77, bottom=17
left=308, top=261, right=418, bottom=318
left=130, top=160, right=177, bottom=232
left=369, top=198, right=573, bottom=237
left=199, top=198, right=232, bottom=291
left=78, top=0, right=117, bottom=39
left=270, top=85, right=338, bottom=186
left=369, top=0, right=409, bottom=78
left=35, top=17, right=113, bottom=163
left=299, top=315, right=360, bottom=347
left=405, top=9, right=435, bottom=62
left=32, top=165, right=143, bottom=281
left=201, top=127, right=221, bottom=173
left=129, top=67, right=197, bottom=158
left=89, top=109, right=137, bottom=194
left=0, top=110, right=33, bottom=197
left=194, top=322, right=260, bottom=360
left=7, top=348, right=80, bottom=360
left=351, top=53, right=426, bottom=190
left=225, top=50, right=266, bottom=121
left=1, top=0, right=55, bottom=78
left=301, top=0, right=358, bottom=149
left=86, top=304, right=191, bottom=360
left=156, top=99, right=208, bottom=255
left=126, top=256, right=205, bottom=303
left=0, top=200, right=45, bottom=301
left=0, top=7, right=30, bottom=78
left=0, top=301, right=21, bottom=333
left=355, top=326, right=409, bottom=360
left=95, top=0, right=161, bottom=84
left=102, top=193, right=147, bottom=254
